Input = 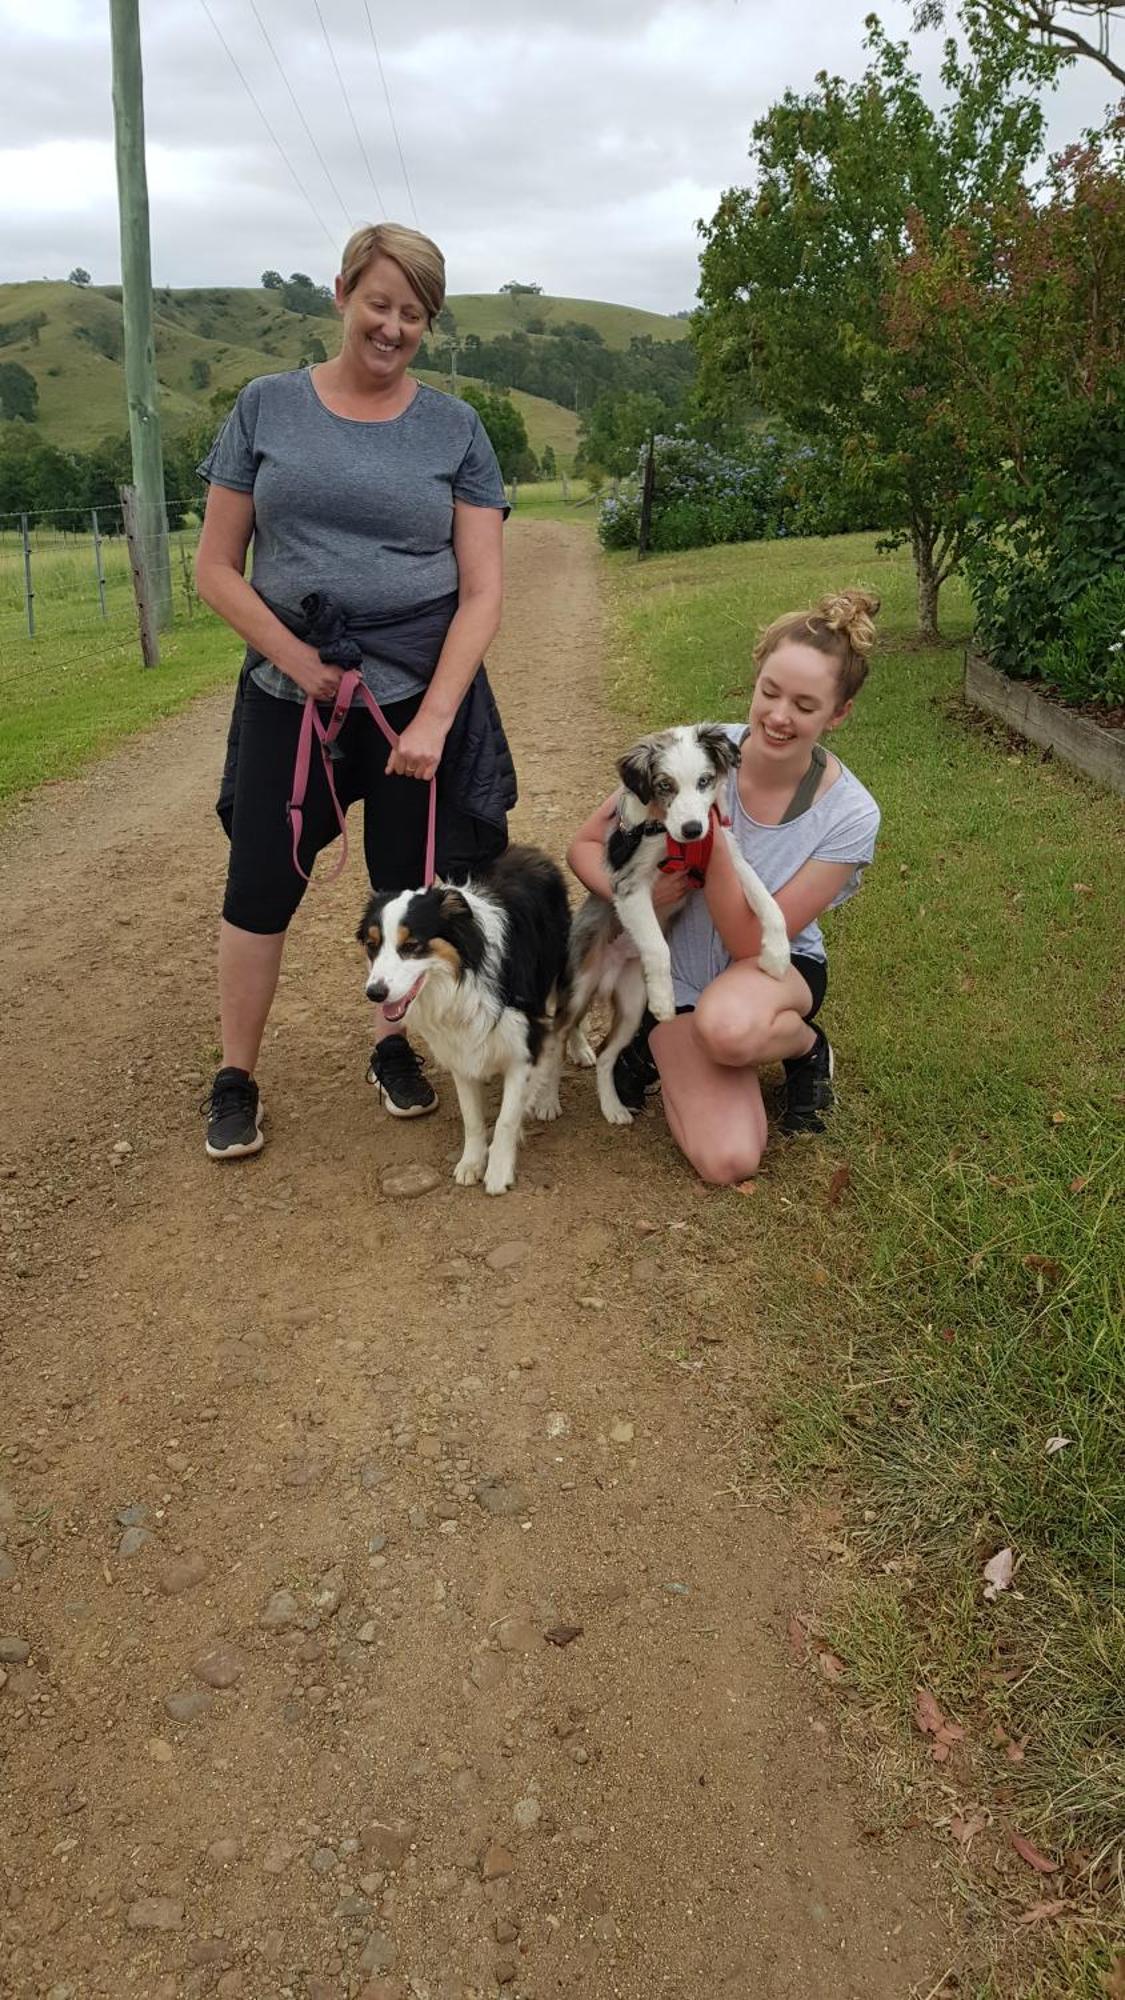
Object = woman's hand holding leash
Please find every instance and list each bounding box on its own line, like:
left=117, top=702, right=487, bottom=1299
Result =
left=388, top=711, right=448, bottom=782
left=285, top=645, right=344, bottom=704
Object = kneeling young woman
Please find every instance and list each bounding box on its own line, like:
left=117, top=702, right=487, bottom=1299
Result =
left=567, top=590, right=881, bottom=1185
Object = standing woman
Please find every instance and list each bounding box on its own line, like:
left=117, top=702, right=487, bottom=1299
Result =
left=195, top=224, right=513, bottom=1159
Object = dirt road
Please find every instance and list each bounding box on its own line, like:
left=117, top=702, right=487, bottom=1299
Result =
left=0, top=523, right=950, bottom=2000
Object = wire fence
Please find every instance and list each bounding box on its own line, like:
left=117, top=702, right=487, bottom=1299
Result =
left=0, top=502, right=204, bottom=663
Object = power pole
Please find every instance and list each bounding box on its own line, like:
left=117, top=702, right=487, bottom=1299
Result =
left=109, top=0, right=172, bottom=630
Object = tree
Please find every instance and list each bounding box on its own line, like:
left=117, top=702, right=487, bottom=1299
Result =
left=579, top=390, right=668, bottom=478
left=914, top=1, right=1125, bottom=89
left=458, top=385, right=535, bottom=480
left=189, top=357, right=211, bottom=390
left=68, top=267, right=91, bottom=287
left=301, top=335, right=328, bottom=365
left=436, top=307, right=457, bottom=336
left=695, top=19, right=1055, bottom=636
left=0, top=362, right=39, bottom=422
left=499, top=280, right=543, bottom=296
left=261, top=269, right=284, bottom=290
left=540, top=443, right=558, bottom=478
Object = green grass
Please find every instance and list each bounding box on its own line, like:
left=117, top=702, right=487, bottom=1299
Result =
left=605, top=530, right=1125, bottom=1992
left=0, top=525, right=233, bottom=805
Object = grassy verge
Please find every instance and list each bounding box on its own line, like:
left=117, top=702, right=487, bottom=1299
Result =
left=605, top=531, right=1124, bottom=1996
left=0, top=527, right=234, bottom=807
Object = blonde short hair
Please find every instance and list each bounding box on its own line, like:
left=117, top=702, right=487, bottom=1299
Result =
left=753, top=588, right=880, bottom=705
left=339, top=223, right=446, bottom=326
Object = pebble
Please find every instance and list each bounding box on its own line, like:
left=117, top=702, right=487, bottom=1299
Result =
left=469, top=1651, right=505, bottom=1691
left=0, top=1635, right=30, bottom=1665
left=0, top=1551, right=16, bottom=1584
left=126, top=1896, right=183, bottom=1931
left=261, top=1838, right=296, bottom=1875
left=147, top=1737, right=175, bottom=1763
left=475, top=1480, right=530, bottom=1518
left=497, top=1616, right=541, bottom=1654
left=206, top=1836, right=241, bottom=1865
left=313, top=1568, right=346, bottom=1617
left=335, top=1893, right=374, bottom=1919
left=310, top=1846, right=338, bottom=1873
left=358, top=1619, right=378, bottom=1644
left=118, top=1526, right=155, bottom=1558
left=592, top=1914, right=617, bottom=1944
left=494, top=1954, right=518, bottom=1985
left=367, top=1534, right=387, bottom=1555
left=485, top=1240, right=530, bottom=1271
left=358, top=1931, right=397, bottom=1973
left=158, top=1553, right=208, bottom=1595
left=512, top=1796, right=541, bottom=1832
left=116, top=1503, right=150, bottom=1527
left=192, top=1643, right=246, bottom=1689
left=407, top=1505, right=427, bottom=1531
left=360, top=1460, right=387, bottom=1490
left=480, top=1841, right=515, bottom=1881
left=259, top=1588, right=301, bottom=1631
left=380, top=1163, right=440, bottom=1198
left=546, top=1412, right=570, bottom=1437
left=495, top=1918, right=519, bottom=1944
left=164, top=1690, right=214, bottom=1724
left=360, top=1823, right=411, bottom=1870
left=609, top=1420, right=634, bottom=1445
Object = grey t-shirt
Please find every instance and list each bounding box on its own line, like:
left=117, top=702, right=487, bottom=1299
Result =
left=669, top=724, right=881, bottom=1005
left=198, top=370, right=508, bottom=703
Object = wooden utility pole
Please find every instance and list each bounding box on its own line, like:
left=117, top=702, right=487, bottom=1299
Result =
left=121, top=485, right=160, bottom=667
left=109, top=0, right=172, bottom=631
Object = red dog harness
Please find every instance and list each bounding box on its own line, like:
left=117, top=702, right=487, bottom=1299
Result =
left=287, top=670, right=437, bottom=888
left=658, top=804, right=728, bottom=887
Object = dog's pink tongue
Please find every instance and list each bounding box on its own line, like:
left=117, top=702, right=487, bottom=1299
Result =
left=381, top=975, right=423, bottom=1024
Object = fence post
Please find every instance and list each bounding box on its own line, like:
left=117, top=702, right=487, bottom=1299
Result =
left=637, top=434, right=656, bottom=560
left=177, top=533, right=195, bottom=618
left=561, top=473, right=570, bottom=503
left=120, top=483, right=159, bottom=667
left=20, top=514, right=34, bottom=638
left=91, top=507, right=108, bottom=620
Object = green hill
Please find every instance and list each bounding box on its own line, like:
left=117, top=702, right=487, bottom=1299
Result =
left=0, top=281, right=686, bottom=469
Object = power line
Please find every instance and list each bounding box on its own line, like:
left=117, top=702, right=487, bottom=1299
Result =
left=244, top=0, right=355, bottom=234
left=361, top=1, right=419, bottom=227
left=311, top=0, right=386, bottom=217
left=196, top=0, right=339, bottom=255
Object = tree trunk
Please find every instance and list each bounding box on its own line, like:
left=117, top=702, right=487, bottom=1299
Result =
left=911, top=527, right=941, bottom=642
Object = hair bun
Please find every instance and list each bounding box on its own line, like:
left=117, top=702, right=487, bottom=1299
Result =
left=819, top=588, right=880, bottom=657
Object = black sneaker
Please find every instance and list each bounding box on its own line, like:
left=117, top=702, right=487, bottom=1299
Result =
left=202, top=1067, right=264, bottom=1159
left=367, top=1034, right=438, bottom=1118
left=612, top=1011, right=659, bottom=1112
left=782, top=1027, right=834, bottom=1135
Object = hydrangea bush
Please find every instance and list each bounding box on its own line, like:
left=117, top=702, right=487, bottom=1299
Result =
left=597, top=428, right=874, bottom=555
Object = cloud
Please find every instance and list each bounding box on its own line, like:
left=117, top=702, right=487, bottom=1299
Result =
left=0, top=0, right=1120, bottom=311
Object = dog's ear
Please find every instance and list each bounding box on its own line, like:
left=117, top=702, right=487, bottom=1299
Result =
left=617, top=738, right=658, bottom=802
left=439, top=887, right=470, bottom=923
left=356, top=901, right=380, bottom=947
left=697, top=724, right=741, bottom=775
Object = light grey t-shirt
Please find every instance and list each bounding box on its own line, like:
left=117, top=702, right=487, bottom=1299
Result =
left=198, top=370, right=508, bottom=703
left=669, top=724, right=881, bottom=1006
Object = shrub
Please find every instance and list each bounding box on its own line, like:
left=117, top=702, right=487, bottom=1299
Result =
left=1039, top=571, right=1125, bottom=707
left=597, top=428, right=881, bottom=553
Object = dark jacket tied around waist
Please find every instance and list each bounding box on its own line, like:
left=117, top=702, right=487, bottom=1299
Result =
left=216, top=589, right=518, bottom=848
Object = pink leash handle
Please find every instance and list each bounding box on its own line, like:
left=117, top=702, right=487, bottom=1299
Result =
left=287, top=670, right=438, bottom=888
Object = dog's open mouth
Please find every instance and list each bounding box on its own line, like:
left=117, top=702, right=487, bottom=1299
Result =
left=381, top=974, right=425, bottom=1024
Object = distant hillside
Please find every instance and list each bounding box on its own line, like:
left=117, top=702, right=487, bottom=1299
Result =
left=0, top=281, right=687, bottom=467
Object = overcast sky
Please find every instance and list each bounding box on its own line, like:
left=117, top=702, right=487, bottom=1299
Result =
left=1, top=0, right=1120, bottom=313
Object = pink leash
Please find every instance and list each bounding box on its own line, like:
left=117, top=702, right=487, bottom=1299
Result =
left=287, top=669, right=437, bottom=888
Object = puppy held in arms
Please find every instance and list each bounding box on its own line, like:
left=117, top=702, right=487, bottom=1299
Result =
left=565, top=724, right=790, bottom=1126
left=358, top=847, right=572, bottom=1195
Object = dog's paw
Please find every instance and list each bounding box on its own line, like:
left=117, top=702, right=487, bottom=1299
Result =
left=484, top=1165, right=515, bottom=1195
left=598, top=1093, right=635, bottom=1127
left=453, top=1155, right=486, bottom=1187
left=566, top=1029, right=596, bottom=1068
left=528, top=1092, right=562, bottom=1123
left=758, top=937, right=791, bottom=981
left=647, top=982, right=676, bottom=1023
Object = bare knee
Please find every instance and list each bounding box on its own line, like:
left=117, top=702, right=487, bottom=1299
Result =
left=685, top=1135, right=763, bottom=1186
left=694, top=991, right=765, bottom=1068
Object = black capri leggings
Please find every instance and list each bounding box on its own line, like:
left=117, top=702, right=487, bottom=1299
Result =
left=220, top=674, right=504, bottom=934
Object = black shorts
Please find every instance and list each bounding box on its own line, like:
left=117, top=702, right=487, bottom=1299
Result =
left=219, top=673, right=505, bottom=935
left=675, top=952, right=828, bottom=1023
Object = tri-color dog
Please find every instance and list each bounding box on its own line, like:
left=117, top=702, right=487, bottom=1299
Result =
left=358, top=846, right=572, bottom=1195
left=564, top=724, right=790, bottom=1125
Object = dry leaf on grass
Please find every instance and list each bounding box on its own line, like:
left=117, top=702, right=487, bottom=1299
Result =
left=1016, top=1899, right=1069, bottom=1926
left=1045, top=1435, right=1072, bottom=1455
left=983, top=1547, right=1015, bottom=1600
left=734, top=1178, right=757, bottom=1196
left=826, top=1164, right=851, bottom=1208
left=1070, top=1175, right=1090, bottom=1194
left=949, top=1813, right=988, bottom=1848
left=786, top=1615, right=809, bottom=1662
left=1010, top=1831, right=1059, bottom=1875
left=817, top=1648, right=846, bottom=1683
left=914, top=1687, right=966, bottom=1762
